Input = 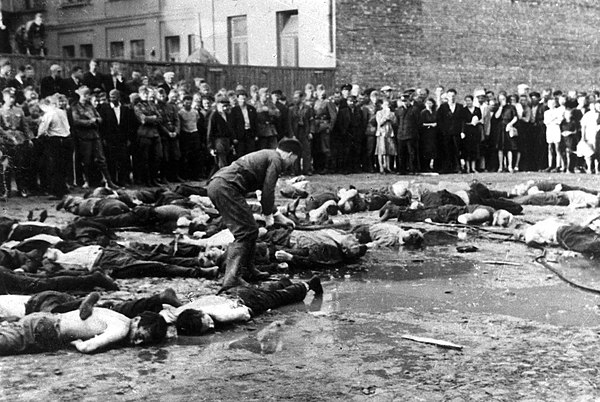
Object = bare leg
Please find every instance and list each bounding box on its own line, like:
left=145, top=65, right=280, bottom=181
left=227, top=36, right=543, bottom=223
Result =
left=497, top=151, right=504, bottom=172
left=507, top=151, right=514, bottom=173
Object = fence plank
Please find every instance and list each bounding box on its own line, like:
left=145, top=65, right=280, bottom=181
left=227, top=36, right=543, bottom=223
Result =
left=0, top=54, right=336, bottom=95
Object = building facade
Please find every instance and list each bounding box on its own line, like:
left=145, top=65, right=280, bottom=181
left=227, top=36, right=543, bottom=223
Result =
left=4, top=0, right=336, bottom=68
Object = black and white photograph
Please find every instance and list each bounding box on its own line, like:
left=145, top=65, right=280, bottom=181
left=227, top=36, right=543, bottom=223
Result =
left=1, top=0, right=600, bottom=400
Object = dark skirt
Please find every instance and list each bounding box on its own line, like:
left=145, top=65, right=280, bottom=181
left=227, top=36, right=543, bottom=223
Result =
left=419, top=127, right=438, bottom=160
left=461, top=125, right=480, bottom=160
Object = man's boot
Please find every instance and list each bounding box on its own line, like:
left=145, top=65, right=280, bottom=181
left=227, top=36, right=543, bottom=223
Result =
left=101, top=168, right=120, bottom=190
left=220, top=242, right=252, bottom=292
left=240, top=241, right=270, bottom=282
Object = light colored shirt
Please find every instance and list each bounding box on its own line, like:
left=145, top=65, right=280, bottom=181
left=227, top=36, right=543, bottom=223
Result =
left=54, top=245, right=103, bottom=271
left=178, top=108, right=199, bottom=133
left=565, top=190, right=599, bottom=208
left=38, top=107, right=70, bottom=138
left=525, top=219, right=563, bottom=246
left=241, top=105, right=251, bottom=129
left=111, top=103, right=121, bottom=125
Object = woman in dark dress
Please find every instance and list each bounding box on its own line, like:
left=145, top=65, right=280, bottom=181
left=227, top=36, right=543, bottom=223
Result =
left=460, top=95, right=482, bottom=173
left=0, top=12, right=11, bottom=54
left=492, top=92, right=518, bottom=172
left=419, top=97, right=438, bottom=172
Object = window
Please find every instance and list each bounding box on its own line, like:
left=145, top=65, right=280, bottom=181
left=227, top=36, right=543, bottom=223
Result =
left=62, top=45, right=75, bottom=58
left=80, top=44, right=93, bottom=58
left=110, top=41, right=124, bottom=58
left=60, top=0, right=91, bottom=7
left=228, top=15, right=248, bottom=65
left=130, top=39, right=145, bottom=60
left=188, top=34, right=197, bottom=56
left=277, top=10, right=299, bottom=67
left=165, top=36, right=180, bottom=62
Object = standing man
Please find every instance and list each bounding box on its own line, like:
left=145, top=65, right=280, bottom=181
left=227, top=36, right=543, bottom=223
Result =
left=346, top=95, right=364, bottom=173
left=60, top=66, right=83, bottom=104
left=0, top=88, right=32, bottom=199
left=207, top=138, right=300, bottom=290
left=207, top=96, right=234, bottom=170
left=37, top=96, right=71, bottom=199
left=330, top=91, right=350, bottom=172
left=178, top=95, right=202, bottom=180
left=529, top=91, right=548, bottom=171
left=82, top=59, right=104, bottom=93
left=290, top=90, right=314, bottom=175
left=271, top=90, right=292, bottom=140
left=71, top=86, right=118, bottom=189
left=437, top=88, right=464, bottom=173
left=26, top=13, right=46, bottom=56
left=40, top=64, right=63, bottom=99
left=156, top=88, right=181, bottom=182
left=102, top=62, right=127, bottom=96
left=397, top=93, right=420, bottom=174
left=230, top=90, right=257, bottom=158
left=133, top=86, right=163, bottom=186
left=98, top=89, right=133, bottom=186
left=255, top=88, right=280, bottom=150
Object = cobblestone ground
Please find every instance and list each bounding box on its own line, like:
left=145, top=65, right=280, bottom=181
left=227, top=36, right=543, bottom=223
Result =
left=1, top=171, right=600, bottom=401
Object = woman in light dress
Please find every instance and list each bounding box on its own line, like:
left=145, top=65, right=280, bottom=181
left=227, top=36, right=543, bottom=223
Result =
left=375, top=99, right=397, bottom=174
left=543, top=99, right=564, bottom=172
left=577, top=100, right=600, bottom=174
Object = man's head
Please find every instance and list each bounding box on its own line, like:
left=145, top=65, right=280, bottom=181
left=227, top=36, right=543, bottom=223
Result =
left=109, top=89, right=120, bottom=105
left=76, top=86, right=91, bottom=104
left=198, top=246, right=224, bottom=267
left=49, top=64, right=62, bottom=78
left=277, top=138, right=301, bottom=170
left=236, top=90, right=248, bottom=106
left=164, top=71, right=175, bottom=85
left=34, top=13, right=43, bottom=25
left=168, top=89, right=179, bottom=104
left=110, top=62, right=121, bottom=77
left=399, top=229, right=424, bottom=249
left=138, top=85, right=150, bottom=101
left=155, top=87, right=167, bottom=103
left=71, top=66, right=83, bottom=81
left=530, top=91, right=540, bottom=106
left=0, top=60, right=11, bottom=78
left=128, top=311, right=168, bottom=346
left=176, top=309, right=215, bottom=336
left=340, top=83, right=351, bottom=99
left=89, top=59, right=98, bottom=73
left=492, top=209, right=514, bottom=227
left=446, top=88, right=457, bottom=103
left=215, top=96, right=230, bottom=113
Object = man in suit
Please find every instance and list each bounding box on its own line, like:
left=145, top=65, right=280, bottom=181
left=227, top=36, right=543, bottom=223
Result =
left=396, top=93, right=421, bottom=174
left=98, top=89, right=133, bottom=186
left=82, top=59, right=104, bottom=93
left=271, top=90, right=292, bottom=140
left=40, top=64, right=63, bottom=99
left=102, top=62, right=127, bottom=95
left=436, top=88, right=464, bottom=173
left=290, top=90, right=314, bottom=175
left=207, top=96, right=234, bottom=169
left=60, top=66, right=83, bottom=104
left=230, top=90, right=257, bottom=158
left=530, top=91, right=548, bottom=171
left=330, top=91, right=350, bottom=172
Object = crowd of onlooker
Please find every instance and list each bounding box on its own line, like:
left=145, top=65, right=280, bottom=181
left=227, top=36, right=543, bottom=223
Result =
left=0, top=54, right=597, bottom=201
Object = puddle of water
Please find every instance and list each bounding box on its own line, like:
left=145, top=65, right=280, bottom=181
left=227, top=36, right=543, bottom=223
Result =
left=319, top=261, right=600, bottom=327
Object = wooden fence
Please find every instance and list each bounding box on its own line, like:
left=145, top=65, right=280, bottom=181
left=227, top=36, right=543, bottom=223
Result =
left=0, top=54, right=336, bottom=95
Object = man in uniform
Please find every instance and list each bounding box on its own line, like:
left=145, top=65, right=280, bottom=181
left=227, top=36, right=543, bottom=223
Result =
left=207, top=138, right=300, bottom=290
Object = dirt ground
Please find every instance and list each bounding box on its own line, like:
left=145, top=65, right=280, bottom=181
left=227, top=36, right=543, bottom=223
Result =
left=2, top=171, right=600, bottom=401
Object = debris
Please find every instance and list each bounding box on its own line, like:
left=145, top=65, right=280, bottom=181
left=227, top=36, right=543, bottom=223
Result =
left=361, top=386, right=376, bottom=395
left=482, top=260, right=521, bottom=266
left=456, top=245, right=478, bottom=253
left=401, top=334, right=464, bottom=350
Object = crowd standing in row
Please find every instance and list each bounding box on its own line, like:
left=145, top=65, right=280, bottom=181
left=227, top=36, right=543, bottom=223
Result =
left=0, top=57, right=598, bottom=202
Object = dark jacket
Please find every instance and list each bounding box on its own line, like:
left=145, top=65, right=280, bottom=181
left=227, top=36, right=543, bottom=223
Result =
left=275, top=102, right=292, bottom=139
left=207, top=110, right=235, bottom=148
left=437, top=102, right=465, bottom=137
left=40, top=76, right=63, bottom=99
left=211, top=149, right=283, bottom=215
left=101, top=75, right=127, bottom=94
left=98, top=102, right=134, bottom=144
left=133, top=101, right=162, bottom=139
left=60, top=77, right=82, bottom=104
left=71, top=101, right=102, bottom=140
left=230, top=104, right=257, bottom=141
left=82, top=72, right=105, bottom=92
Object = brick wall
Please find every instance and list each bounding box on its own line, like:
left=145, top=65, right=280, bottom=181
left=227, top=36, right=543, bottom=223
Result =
left=336, top=0, right=600, bottom=95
